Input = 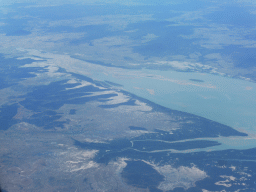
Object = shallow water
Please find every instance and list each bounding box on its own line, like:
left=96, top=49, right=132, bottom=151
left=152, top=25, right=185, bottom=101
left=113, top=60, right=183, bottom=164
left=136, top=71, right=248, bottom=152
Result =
left=89, top=67, right=256, bottom=150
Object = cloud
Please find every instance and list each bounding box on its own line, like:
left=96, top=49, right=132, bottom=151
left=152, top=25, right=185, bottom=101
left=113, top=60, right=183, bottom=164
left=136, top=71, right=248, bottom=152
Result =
left=142, top=33, right=158, bottom=43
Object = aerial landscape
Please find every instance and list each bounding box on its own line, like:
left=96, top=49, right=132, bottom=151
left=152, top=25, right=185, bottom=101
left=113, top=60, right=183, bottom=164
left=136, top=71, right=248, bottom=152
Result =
left=1, top=0, right=256, bottom=191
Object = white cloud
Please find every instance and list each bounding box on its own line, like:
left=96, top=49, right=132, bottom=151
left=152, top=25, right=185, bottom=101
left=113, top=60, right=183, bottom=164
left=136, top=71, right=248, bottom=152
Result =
left=142, top=33, right=158, bottom=43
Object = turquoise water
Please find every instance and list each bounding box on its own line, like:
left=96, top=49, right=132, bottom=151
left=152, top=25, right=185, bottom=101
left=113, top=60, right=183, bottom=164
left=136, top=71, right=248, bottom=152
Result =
left=89, top=67, right=256, bottom=149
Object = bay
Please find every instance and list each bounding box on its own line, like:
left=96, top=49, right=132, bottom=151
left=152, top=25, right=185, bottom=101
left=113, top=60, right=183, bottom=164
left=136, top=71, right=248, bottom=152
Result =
left=89, top=67, right=256, bottom=150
